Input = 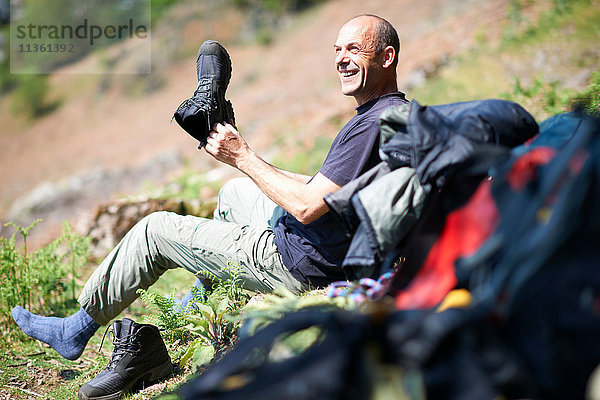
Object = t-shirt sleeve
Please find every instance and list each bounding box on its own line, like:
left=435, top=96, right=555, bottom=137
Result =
left=319, top=118, right=380, bottom=187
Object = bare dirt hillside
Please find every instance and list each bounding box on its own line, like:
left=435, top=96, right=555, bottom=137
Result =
left=0, top=0, right=547, bottom=246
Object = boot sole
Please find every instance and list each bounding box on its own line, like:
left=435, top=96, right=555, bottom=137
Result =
left=78, top=361, right=174, bottom=400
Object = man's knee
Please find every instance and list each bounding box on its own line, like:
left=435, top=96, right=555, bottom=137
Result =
left=216, top=177, right=255, bottom=219
left=134, top=211, right=177, bottom=238
left=126, top=211, right=194, bottom=259
left=218, top=177, right=254, bottom=202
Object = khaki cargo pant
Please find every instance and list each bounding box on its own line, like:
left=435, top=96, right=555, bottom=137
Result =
left=79, top=177, right=306, bottom=325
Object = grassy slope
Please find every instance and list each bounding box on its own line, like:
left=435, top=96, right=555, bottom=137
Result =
left=408, top=0, right=600, bottom=120
left=1, top=0, right=599, bottom=398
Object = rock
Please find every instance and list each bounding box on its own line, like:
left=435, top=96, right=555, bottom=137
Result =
left=1, top=150, right=185, bottom=249
left=405, top=69, right=427, bottom=91
left=405, top=54, right=451, bottom=90
left=5, top=150, right=183, bottom=224
left=82, top=197, right=216, bottom=258
left=563, top=68, right=592, bottom=90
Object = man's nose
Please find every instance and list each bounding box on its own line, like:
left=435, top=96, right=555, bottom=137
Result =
left=335, top=48, right=348, bottom=65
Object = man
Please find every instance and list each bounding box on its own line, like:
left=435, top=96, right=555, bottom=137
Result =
left=12, top=14, right=407, bottom=361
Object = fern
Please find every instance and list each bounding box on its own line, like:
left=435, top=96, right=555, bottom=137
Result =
left=137, top=289, right=191, bottom=343
left=137, top=264, right=252, bottom=371
left=0, top=220, right=89, bottom=324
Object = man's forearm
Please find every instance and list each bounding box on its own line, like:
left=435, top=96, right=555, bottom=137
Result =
left=237, top=152, right=327, bottom=224
left=205, top=123, right=338, bottom=224
left=272, top=166, right=311, bottom=183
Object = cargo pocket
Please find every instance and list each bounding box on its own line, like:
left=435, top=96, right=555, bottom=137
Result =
left=260, top=246, right=281, bottom=272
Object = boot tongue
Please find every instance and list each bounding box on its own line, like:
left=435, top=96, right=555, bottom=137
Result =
left=112, top=320, right=122, bottom=338
left=107, top=319, right=135, bottom=369
left=120, top=318, right=134, bottom=337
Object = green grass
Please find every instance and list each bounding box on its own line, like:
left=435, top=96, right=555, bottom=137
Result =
left=410, top=53, right=511, bottom=105
left=0, top=236, right=342, bottom=399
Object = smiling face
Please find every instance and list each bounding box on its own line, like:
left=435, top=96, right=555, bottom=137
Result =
left=335, top=16, right=391, bottom=106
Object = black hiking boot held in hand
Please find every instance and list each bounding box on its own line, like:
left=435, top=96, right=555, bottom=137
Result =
left=78, top=318, right=173, bottom=400
left=173, top=40, right=235, bottom=149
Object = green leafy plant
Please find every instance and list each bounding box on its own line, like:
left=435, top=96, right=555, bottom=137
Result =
left=0, top=233, right=22, bottom=323
left=185, top=295, right=235, bottom=345
left=204, top=264, right=250, bottom=312
left=62, top=222, right=89, bottom=300
left=180, top=266, right=251, bottom=370
left=180, top=296, right=233, bottom=370
left=10, top=75, right=61, bottom=119
left=501, top=70, right=600, bottom=120
left=501, top=75, right=575, bottom=120
left=0, top=220, right=90, bottom=326
left=137, top=288, right=193, bottom=344
left=138, top=264, right=250, bottom=371
left=2, top=219, right=40, bottom=311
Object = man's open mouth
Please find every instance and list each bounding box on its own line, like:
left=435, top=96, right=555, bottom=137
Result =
left=340, top=70, right=358, bottom=78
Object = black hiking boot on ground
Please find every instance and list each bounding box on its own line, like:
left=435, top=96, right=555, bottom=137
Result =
left=78, top=318, right=173, bottom=400
left=173, top=40, right=235, bottom=148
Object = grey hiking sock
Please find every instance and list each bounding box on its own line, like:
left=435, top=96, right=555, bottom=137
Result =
left=12, top=306, right=100, bottom=360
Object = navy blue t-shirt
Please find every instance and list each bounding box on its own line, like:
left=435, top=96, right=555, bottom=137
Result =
left=273, top=92, right=408, bottom=287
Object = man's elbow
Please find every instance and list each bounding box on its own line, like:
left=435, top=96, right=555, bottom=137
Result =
left=294, top=205, right=325, bottom=225
left=295, top=213, right=314, bottom=225
left=289, top=193, right=330, bottom=224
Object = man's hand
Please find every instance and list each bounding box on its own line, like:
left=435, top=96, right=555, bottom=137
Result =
left=205, top=123, right=251, bottom=168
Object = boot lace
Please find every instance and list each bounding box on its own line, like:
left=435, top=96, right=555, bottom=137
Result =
left=173, top=79, right=215, bottom=115
left=98, top=326, right=142, bottom=369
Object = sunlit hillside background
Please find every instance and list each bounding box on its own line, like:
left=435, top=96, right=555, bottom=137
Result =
left=0, top=0, right=599, bottom=248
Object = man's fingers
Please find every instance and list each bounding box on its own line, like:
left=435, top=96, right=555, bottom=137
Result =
left=205, top=134, right=219, bottom=149
left=207, top=130, right=223, bottom=143
left=212, top=122, right=239, bottom=136
left=204, top=141, right=219, bottom=158
left=224, top=122, right=237, bottom=132
left=212, top=123, right=227, bottom=134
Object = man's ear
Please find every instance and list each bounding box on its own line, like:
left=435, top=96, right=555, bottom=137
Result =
left=382, top=46, right=395, bottom=69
